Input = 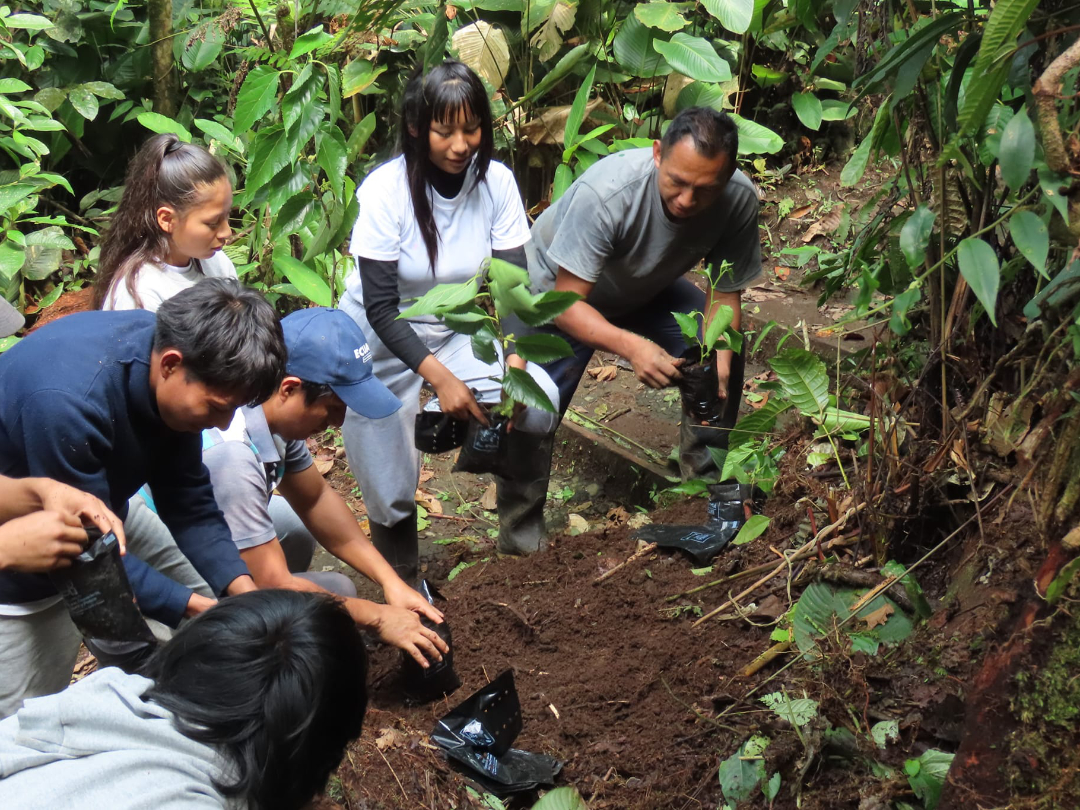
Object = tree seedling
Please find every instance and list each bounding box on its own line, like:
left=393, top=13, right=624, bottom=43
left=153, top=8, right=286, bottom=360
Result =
left=399, top=258, right=580, bottom=415
left=673, top=262, right=745, bottom=365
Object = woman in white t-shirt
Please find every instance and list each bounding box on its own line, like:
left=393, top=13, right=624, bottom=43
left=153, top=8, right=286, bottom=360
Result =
left=93, top=134, right=237, bottom=312
left=341, top=60, right=559, bottom=573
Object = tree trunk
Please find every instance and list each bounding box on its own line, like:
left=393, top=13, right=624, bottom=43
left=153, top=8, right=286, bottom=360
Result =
left=149, top=0, right=179, bottom=118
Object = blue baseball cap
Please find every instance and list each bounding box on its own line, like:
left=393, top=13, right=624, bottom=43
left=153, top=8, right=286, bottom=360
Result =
left=281, top=308, right=401, bottom=419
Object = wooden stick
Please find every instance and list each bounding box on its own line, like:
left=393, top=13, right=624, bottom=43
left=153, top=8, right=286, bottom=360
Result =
left=692, top=560, right=788, bottom=627
left=428, top=513, right=476, bottom=523
left=594, top=542, right=658, bottom=584
left=739, top=640, right=793, bottom=678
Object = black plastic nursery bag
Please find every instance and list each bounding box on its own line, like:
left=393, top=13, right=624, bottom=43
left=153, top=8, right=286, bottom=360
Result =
left=49, top=530, right=155, bottom=644
left=631, top=524, right=736, bottom=564
left=453, top=413, right=515, bottom=478
left=415, top=411, right=468, bottom=454
left=432, top=669, right=563, bottom=795
left=401, top=580, right=462, bottom=702
left=677, top=357, right=726, bottom=425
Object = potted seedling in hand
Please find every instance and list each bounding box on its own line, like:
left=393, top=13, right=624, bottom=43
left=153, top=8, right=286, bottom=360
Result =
left=398, top=258, right=580, bottom=476
left=673, top=261, right=745, bottom=426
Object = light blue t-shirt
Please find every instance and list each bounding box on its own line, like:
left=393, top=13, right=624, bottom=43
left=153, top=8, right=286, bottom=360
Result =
left=527, top=148, right=762, bottom=318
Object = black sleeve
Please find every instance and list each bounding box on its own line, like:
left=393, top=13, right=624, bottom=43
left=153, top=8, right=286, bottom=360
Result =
left=357, top=256, right=433, bottom=373
left=492, top=245, right=527, bottom=270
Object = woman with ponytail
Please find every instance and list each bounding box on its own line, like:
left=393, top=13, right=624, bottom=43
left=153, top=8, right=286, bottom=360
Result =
left=94, top=134, right=237, bottom=311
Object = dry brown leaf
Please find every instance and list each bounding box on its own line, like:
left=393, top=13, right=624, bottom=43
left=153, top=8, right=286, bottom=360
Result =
left=773, top=265, right=791, bottom=281
left=606, top=505, right=630, bottom=525
left=375, top=727, right=407, bottom=751
left=744, top=288, right=787, bottom=302
left=314, top=457, right=334, bottom=476
left=418, top=468, right=435, bottom=484
left=587, top=365, right=618, bottom=382
left=801, top=208, right=843, bottom=243
left=861, top=603, right=894, bottom=631
left=789, top=205, right=813, bottom=220
left=414, top=488, right=444, bottom=515
left=567, top=514, right=589, bottom=535
left=480, top=481, right=498, bottom=511
left=627, top=512, right=651, bottom=530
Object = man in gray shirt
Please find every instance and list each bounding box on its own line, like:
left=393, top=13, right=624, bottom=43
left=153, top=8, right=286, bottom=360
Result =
left=509, top=107, right=763, bottom=553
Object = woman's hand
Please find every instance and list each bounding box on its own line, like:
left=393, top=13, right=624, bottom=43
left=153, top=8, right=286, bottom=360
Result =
left=418, top=355, right=488, bottom=424
left=384, top=578, right=445, bottom=625
left=0, top=511, right=88, bottom=573
left=33, top=478, right=126, bottom=554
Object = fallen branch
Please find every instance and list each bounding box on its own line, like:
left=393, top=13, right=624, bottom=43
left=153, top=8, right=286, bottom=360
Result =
left=594, top=542, right=658, bottom=584
left=693, top=503, right=868, bottom=626
left=738, top=640, right=792, bottom=678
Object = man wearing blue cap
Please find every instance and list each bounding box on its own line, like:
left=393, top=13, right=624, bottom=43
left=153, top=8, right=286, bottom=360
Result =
left=196, top=307, right=448, bottom=667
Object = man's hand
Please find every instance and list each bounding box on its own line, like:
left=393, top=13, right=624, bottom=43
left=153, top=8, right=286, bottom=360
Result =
left=0, top=511, right=88, bottom=573
left=628, top=338, right=684, bottom=388
left=433, top=374, right=488, bottom=424
left=225, top=575, right=258, bottom=595
left=184, top=592, right=216, bottom=618
left=33, top=479, right=126, bottom=554
left=384, top=578, right=445, bottom=625
left=716, top=351, right=733, bottom=401
left=373, top=603, right=450, bottom=668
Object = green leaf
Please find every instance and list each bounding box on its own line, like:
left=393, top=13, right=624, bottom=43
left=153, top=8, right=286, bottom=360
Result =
left=513, top=333, right=573, bottom=363
left=3, top=13, right=54, bottom=30
left=0, top=78, right=31, bottom=94
left=552, top=163, right=574, bottom=202
left=342, top=59, right=388, bottom=98
left=613, top=13, right=671, bottom=78
left=728, top=398, right=791, bottom=448
left=763, top=772, right=781, bottom=802
left=194, top=118, right=244, bottom=153
left=998, top=109, right=1034, bottom=190
left=530, top=787, right=587, bottom=810
left=701, top=0, right=754, bottom=34
left=793, top=581, right=912, bottom=655
left=730, top=113, right=782, bottom=154
left=1039, top=166, right=1069, bottom=223
left=82, top=81, right=125, bottom=100
left=673, top=311, right=699, bottom=346
left=564, top=63, right=597, bottom=146
left=703, top=303, right=734, bottom=350
left=518, top=290, right=581, bottom=326
left=820, top=100, right=857, bottom=121
left=137, top=112, right=191, bottom=141
left=792, top=92, right=822, bottom=130
left=0, top=183, right=38, bottom=215
left=441, top=305, right=492, bottom=335
left=732, top=514, right=769, bottom=545
left=503, top=365, right=557, bottom=411
left=518, top=42, right=591, bottom=105
left=899, top=204, right=935, bottom=269
left=0, top=241, right=25, bottom=281
left=1010, top=209, right=1049, bottom=277
left=33, top=87, right=66, bottom=112
left=718, top=736, right=768, bottom=804
left=652, top=33, right=730, bottom=83
left=470, top=323, right=499, bottom=364
left=769, top=347, right=829, bottom=416
left=957, top=237, right=1000, bottom=326
left=399, top=281, right=479, bottom=318
left=841, top=102, right=890, bottom=186
left=871, top=720, right=899, bottom=748
left=1045, top=556, right=1080, bottom=605
left=283, top=65, right=320, bottom=137
left=36, top=282, right=64, bottom=310
left=760, top=691, right=818, bottom=726
left=447, top=559, right=477, bottom=581
left=347, top=112, right=376, bottom=162
left=634, top=1, right=688, bottom=32
left=67, top=86, right=98, bottom=121
left=183, top=22, right=225, bottom=71
left=22, top=226, right=71, bottom=280
left=905, top=749, right=954, bottom=810
left=276, top=254, right=331, bottom=307
left=271, top=192, right=317, bottom=240
left=245, top=126, right=291, bottom=191
left=487, top=257, right=530, bottom=288
left=290, top=25, right=334, bottom=60
left=316, top=125, right=348, bottom=198
left=234, top=65, right=279, bottom=134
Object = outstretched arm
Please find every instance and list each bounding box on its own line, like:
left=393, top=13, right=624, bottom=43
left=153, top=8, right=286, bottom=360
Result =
left=553, top=268, right=683, bottom=388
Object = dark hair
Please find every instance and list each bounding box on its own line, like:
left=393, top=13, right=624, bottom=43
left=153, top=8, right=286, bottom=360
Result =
left=399, top=59, right=494, bottom=272
left=660, top=107, right=739, bottom=162
left=143, top=590, right=368, bottom=810
left=153, top=278, right=286, bottom=407
left=300, top=380, right=334, bottom=405
left=94, top=134, right=229, bottom=309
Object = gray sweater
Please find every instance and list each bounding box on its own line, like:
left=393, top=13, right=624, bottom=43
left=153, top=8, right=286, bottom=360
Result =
left=0, top=668, right=240, bottom=809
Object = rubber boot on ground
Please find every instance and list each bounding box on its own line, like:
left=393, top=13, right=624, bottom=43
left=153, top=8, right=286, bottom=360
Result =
left=369, top=510, right=419, bottom=585
left=632, top=482, right=749, bottom=563
left=494, top=431, right=556, bottom=556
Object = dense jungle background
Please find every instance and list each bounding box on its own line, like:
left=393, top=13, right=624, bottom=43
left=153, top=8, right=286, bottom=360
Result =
left=3, top=0, right=1080, bottom=807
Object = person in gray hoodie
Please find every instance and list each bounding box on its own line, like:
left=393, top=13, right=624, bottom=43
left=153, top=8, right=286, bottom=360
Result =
left=0, top=589, right=368, bottom=809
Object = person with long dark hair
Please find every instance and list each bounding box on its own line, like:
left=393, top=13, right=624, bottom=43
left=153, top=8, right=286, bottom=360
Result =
left=94, top=134, right=236, bottom=312
left=340, top=60, right=560, bottom=575
left=0, top=590, right=368, bottom=810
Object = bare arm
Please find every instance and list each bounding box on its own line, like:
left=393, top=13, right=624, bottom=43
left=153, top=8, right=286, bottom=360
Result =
left=277, top=465, right=444, bottom=624
left=0, top=475, right=126, bottom=550
left=552, top=268, right=683, bottom=388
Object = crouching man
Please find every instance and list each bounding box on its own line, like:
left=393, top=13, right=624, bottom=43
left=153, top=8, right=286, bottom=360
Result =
left=199, top=307, right=447, bottom=667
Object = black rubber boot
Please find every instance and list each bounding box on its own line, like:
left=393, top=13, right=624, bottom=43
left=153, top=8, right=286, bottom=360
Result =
left=495, top=431, right=556, bottom=556
left=631, top=478, right=750, bottom=564
left=369, top=510, right=419, bottom=585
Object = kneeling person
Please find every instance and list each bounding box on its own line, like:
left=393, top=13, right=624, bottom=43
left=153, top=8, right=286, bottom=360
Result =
left=204, top=307, right=448, bottom=667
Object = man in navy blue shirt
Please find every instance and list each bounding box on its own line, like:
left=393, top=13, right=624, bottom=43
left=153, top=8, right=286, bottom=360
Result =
left=0, top=279, right=286, bottom=718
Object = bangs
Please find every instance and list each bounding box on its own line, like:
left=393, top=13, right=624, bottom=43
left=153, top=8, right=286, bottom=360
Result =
left=426, top=77, right=483, bottom=127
